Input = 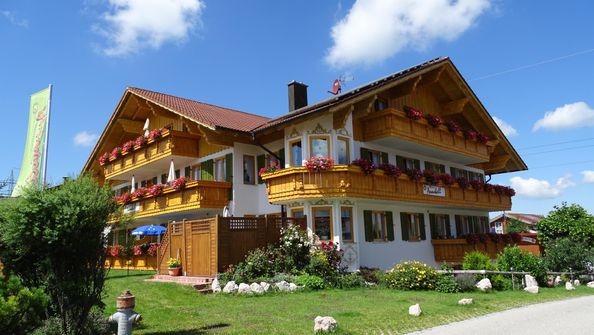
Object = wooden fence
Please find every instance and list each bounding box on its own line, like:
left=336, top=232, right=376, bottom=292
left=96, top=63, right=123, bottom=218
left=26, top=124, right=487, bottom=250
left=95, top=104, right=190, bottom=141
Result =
left=157, top=216, right=307, bottom=277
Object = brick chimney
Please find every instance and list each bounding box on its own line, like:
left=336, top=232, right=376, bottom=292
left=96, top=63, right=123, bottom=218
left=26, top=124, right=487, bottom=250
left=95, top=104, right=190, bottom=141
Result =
left=288, top=81, right=308, bottom=112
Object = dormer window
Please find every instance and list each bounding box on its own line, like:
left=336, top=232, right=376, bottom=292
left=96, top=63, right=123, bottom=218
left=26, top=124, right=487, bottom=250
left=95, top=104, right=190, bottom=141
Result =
left=374, top=98, right=387, bottom=112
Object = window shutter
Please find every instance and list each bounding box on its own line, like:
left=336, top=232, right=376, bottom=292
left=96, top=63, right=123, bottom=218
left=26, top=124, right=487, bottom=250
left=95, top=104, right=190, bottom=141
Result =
left=278, top=148, right=285, bottom=168
left=429, top=214, right=437, bottom=239
left=360, top=147, right=371, bottom=161
left=256, top=154, right=265, bottom=184
left=420, top=214, right=427, bottom=240
left=225, top=153, right=233, bottom=182
left=386, top=211, right=394, bottom=241
left=363, top=210, right=373, bottom=242
left=455, top=215, right=462, bottom=237
left=396, top=156, right=406, bottom=170
left=445, top=215, right=452, bottom=238
left=201, top=159, right=213, bottom=181
left=400, top=213, right=409, bottom=241
left=414, top=159, right=421, bottom=170
left=381, top=152, right=389, bottom=165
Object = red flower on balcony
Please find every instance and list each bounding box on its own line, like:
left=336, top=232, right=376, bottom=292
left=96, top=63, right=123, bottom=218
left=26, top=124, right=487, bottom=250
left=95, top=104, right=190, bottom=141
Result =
left=463, top=129, right=478, bottom=141
left=148, top=184, right=165, bottom=197
left=379, top=163, right=401, bottom=177
left=132, top=187, right=147, bottom=198
left=445, top=120, right=461, bottom=133
left=404, top=106, right=424, bottom=120
left=425, top=114, right=443, bottom=128
left=133, top=245, right=143, bottom=256
left=456, top=177, right=470, bottom=189
left=171, top=177, right=191, bottom=191
left=115, top=192, right=132, bottom=205
left=352, top=159, right=377, bottom=175
left=477, top=132, right=489, bottom=145
left=305, top=157, right=335, bottom=172
left=439, top=173, right=456, bottom=186
left=147, top=244, right=159, bottom=256
left=258, top=161, right=280, bottom=176
left=469, top=179, right=484, bottom=191
left=483, top=183, right=494, bottom=193
left=110, top=146, right=122, bottom=159
left=422, top=170, right=440, bottom=185
left=121, top=140, right=135, bottom=154
left=108, top=245, right=125, bottom=257
left=134, top=135, right=147, bottom=147
left=406, top=169, right=423, bottom=182
left=147, top=128, right=165, bottom=141
left=99, top=152, right=110, bottom=165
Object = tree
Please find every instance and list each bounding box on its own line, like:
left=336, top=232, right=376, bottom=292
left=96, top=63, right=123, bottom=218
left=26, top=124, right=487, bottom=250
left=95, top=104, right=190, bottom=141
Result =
left=536, top=202, right=594, bottom=247
left=543, top=237, right=593, bottom=272
left=0, top=176, right=117, bottom=335
left=505, top=217, right=528, bottom=234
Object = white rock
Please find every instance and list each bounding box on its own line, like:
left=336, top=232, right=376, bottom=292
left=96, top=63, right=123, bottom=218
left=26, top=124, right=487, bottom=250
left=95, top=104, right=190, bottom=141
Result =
left=260, top=282, right=271, bottom=292
left=476, top=278, right=492, bottom=292
left=238, top=283, right=252, bottom=294
left=554, top=276, right=562, bottom=286
left=525, top=275, right=538, bottom=288
left=289, top=283, right=299, bottom=292
left=586, top=281, right=594, bottom=288
left=524, top=286, right=539, bottom=294
left=314, top=316, right=338, bottom=333
left=211, top=278, right=221, bottom=293
left=250, top=282, right=264, bottom=294
left=408, top=303, right=422, bottom=316
left=276, top=281, right=291, bottom=292
left=565, top=282, right=575, bottom=290
left=222, top=281, right=238, bottom=294
left=458, top=298, right=473, bottom=305
left=573, top=279, right=580, bottom=286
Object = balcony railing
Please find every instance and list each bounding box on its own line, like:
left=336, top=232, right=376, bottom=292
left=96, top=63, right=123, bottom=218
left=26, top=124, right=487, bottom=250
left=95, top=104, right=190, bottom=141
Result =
left=103, top=129, right=199, bottom=180
left=261, top=165, right=512, bottom=211
left=360, top=108, right=491, bottom=162
left=112, top=180, right=231, bottom=221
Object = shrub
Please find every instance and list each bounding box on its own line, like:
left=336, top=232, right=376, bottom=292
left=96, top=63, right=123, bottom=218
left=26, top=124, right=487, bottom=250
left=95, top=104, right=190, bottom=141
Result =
left=271, top=273, right=294, bottom=283
left=0, top=274, right=49, bottom=335
left=435, top=273, right=460, bottom=293
left=454, top=273, right=477, bottom=292
left=384, top=260, right=438, bottom=290
left=233, top=246, right=280, bottom=281
left=293, top=274, right=326, bottom=290
left=463, top=251, right=494, bottom=270
left=358, top=267, right=382, bottom=283
left=337, top=273, right=365, bottom=289
left=496, top=246, right=547, bottom=285
left=537, top=202, right=594, bottom=247
left=319, top=241, right=344, bottom=272
left=490, top=274, right=512, bottom=291
left=279, top=224, right=311, bottom=271
left=543, top=237, right=594, bottom=272
left=505, top=218, right=528, bottom=234
left=306, top=251, right=338, bottom=286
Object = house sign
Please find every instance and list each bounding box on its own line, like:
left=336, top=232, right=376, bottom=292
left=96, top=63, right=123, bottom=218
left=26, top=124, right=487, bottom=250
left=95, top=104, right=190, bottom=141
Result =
left=520, top=236, right=537, bottom=244
left=423, top=185, right=445, bottom=197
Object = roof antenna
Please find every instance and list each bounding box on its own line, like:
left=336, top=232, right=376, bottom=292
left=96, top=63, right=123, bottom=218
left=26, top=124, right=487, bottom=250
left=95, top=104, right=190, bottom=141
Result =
left=328, top=74, right=354, bottom=95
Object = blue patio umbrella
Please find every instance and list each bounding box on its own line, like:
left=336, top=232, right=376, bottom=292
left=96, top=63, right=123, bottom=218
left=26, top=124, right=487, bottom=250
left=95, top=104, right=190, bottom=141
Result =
left=131, top=225, right=166, bottom=236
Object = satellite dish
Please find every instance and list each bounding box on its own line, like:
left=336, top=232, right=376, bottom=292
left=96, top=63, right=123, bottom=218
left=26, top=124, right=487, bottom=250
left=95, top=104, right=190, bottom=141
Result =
left=328, top=74, right=353, bottom=96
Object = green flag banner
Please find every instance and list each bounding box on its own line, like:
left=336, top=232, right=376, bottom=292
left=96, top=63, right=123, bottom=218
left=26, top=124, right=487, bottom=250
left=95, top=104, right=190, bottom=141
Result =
left=12, top=87, right=51, bottom=197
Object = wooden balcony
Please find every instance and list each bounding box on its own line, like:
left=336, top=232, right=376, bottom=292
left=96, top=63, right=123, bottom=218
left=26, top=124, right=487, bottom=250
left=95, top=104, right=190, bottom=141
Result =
left=360, top=108, right=491, bottom=162
left=103, top=129, right=199, bottom=180
left=261, top=165, right=512, bottom=211
left=432, top=234, right=541, bottom=263
left=113, top=181, right=231, bottom=221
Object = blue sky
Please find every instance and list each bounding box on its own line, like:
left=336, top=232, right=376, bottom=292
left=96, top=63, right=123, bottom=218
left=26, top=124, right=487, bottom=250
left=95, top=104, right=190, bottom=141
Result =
left=1, top=0, right=594, bottom=216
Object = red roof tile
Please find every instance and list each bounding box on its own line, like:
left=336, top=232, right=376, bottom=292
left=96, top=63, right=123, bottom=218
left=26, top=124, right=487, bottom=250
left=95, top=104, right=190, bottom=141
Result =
left=127, top=87, right=270, bottom=132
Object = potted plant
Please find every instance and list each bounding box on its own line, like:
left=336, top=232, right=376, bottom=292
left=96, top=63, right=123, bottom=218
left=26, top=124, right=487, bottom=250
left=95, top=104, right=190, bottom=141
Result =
left=167, top=258, right=181, bottom=276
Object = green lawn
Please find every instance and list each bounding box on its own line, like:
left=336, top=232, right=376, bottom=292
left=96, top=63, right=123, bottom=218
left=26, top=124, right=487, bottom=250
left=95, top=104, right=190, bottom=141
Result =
left=103, top=270, right=594, bottom=335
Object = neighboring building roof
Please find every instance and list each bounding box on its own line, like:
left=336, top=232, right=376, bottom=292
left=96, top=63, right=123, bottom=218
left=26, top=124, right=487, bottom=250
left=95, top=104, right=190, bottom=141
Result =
left=128, top=87, right=270, bottom=132
left=490, top=213, right=544, bottom=224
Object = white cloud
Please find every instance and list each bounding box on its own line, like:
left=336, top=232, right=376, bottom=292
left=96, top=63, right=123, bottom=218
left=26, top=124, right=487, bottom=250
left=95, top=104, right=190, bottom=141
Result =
left=492, top=116, right=518, bottom=137
left=325, top=0, right=491, bottom=68
left=1, top=10, right=29, bottom=27
left=510, top=175, right=575, bottom=199
left=533, top=101, right=594, bottom=131
left=74, top=131, right=99, bottom=147
left=94, top=0, right=205, bottom=56
left=582, top=170, right=594, bottom=184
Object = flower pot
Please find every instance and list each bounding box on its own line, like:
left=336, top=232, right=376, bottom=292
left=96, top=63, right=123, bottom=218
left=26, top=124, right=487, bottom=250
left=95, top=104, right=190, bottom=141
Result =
left=168, top=267, right=181, bottom=276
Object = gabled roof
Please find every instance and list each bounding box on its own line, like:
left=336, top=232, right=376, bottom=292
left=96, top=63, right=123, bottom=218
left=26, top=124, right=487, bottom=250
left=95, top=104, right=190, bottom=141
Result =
left=128, top=87, right=270, bottom=132
left=490, top=213, right=544, bottom=224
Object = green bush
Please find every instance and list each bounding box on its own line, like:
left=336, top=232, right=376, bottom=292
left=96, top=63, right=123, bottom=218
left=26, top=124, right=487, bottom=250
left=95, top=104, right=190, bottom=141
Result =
left=435, top=273, right=460, bottom=293
left=543, top=237, right=593, bottom=272
left=463, top=251, right=494, bottom=270
left=337, top=273, right=365, bottom=289
left=496, top=246, right=547, bottom=285
left=490, top=274, right=512, bottom=291
left=0, top=274, right=49, bottom=335
left=358, top=267, right=382, bottom=283
left=537, top=203, right=594, bottom=247
left=271, top=273, right=294, bottom=283
left=454, top=273, right=477, bottom=292
left=384, top=260, right=438, bottom=290
left=279, top=224, right=312, bottom=271
left=306, top=251, right=339, bottom=286
left=293, top=274, right=326, bottom=290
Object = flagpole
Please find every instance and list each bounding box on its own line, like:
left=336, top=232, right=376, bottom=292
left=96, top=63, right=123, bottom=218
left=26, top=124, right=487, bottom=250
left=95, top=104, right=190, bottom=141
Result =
left=42, top=84, right=52, bottom=188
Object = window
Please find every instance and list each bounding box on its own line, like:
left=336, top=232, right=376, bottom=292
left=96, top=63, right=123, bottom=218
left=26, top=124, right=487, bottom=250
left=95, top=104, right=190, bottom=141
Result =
left=396, top=155, right=421, bottom=171
left=310, top=136, right=330, bottom=158
left=337, top=137, right=350, bottom=164
left=360, top=148, right=388, bottom=165
left=450, top=167, right=469, bottom=180
left=424, top=161, right=445, bottom=174
left=151, top=176, right=158, bottom=185
left=175, top=169, right=180, bottom=179
left=313, top=207, right=333, bottom=241
left=363, top=210, right=394, bottom=241
left=184, top=166, right=191, bottom=178
left=214, top=157, right=226, bottom=182
left=192, top=166, right=200, bottom=180
left=469, top=171, right=484, bottom=182
left=141, top=180, right=147, bottom=188
left=455, top=215, right=490, bottom=236
left=161, top=174, right=167, bottom=184
left=291, top=208, right=304, bottom=218
left=374, top=98, right=387, bottom=112
left=429, top=214, right=452, bottom=239
left=340, top=207, right=353, bottom=241
left=289, top=140, right=302, bottom=166
left=400, top=212, right=426, bottom=241
left=243, top=155, right=255, bottom=184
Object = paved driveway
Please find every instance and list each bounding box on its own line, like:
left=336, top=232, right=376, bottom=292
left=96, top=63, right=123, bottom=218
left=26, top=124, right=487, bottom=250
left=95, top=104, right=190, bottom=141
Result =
left=409, top=295, right=594, bottom=335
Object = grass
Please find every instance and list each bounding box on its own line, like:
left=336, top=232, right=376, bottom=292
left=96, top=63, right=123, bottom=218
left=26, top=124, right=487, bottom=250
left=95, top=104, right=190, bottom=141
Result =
left=103, top=270, right=594, bottom=335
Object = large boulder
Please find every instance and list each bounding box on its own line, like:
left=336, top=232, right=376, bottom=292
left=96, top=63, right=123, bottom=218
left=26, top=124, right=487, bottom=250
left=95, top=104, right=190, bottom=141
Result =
left=314, top=316, right=338, bottom=333
left=476, top=278, right=492, bottom=292
left=458, top=298, right=473, bottom=305
left=524, top=286, right=539, bottom=294
left=587, top=281, right=594, bottom=288
left=289, top=283, right=299, bottom=292
left=524, top=275, right=538, bottom=288
left=238, top=283, right=252, bottom=294
left=211, top=278, right=221, bottom=293
left=260, top=282, right=271, bottom=292
left=276, top=281, right=291, bottom=292
left=573, top=279, right=580, bottom=287
left=222, top=281, right=238, bottom=294
left=554, top=276, right=562, bottom=287
left=250, top=283, right=265, bottom=294
left=566, top=281, right=575, bottom=291
left=408, top=304, right=422, bottom=316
